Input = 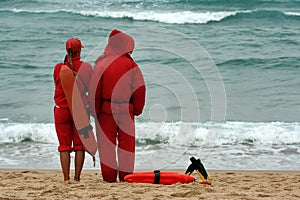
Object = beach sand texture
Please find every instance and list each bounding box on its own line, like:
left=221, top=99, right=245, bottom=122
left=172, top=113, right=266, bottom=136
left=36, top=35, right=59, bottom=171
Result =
left=0, top=169, right=299, bottom=200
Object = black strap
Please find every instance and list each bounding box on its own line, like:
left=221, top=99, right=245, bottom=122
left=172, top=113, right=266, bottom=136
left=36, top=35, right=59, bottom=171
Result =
left=77, top=125, right=93, bottom=139
left=154, top=170, right=160, bottom=184
left=76, top=73, right=88, bottom=92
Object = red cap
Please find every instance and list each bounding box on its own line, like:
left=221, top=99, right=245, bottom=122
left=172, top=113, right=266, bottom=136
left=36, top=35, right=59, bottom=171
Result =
left=66, top=38, right=84, bottom=53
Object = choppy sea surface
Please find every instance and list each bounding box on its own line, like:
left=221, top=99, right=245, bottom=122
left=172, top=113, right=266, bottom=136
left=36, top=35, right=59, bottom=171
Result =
left=0, top=0, right=299, bottom=170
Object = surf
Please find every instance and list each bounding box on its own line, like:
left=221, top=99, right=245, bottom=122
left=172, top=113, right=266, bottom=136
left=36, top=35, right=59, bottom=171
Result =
left=1, top=121, right=299, bottom=146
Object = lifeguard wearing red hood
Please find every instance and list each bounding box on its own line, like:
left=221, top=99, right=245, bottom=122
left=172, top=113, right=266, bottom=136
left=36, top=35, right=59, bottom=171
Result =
left=89, top=30, right=146, bottom=182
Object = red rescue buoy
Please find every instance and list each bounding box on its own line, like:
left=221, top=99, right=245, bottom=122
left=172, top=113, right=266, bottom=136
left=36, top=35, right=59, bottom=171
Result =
left=124, top=171, right=195, bottom=185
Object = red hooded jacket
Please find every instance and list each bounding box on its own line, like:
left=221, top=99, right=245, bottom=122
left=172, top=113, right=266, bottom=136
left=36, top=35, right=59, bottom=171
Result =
left=89, top=30, right=146, bottom=117
left=53, top=55, right=92, bottom=109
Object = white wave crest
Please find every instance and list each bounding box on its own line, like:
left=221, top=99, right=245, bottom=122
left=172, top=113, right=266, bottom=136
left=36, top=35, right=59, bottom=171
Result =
left=1, top=121, right=299, bottom=146
left=9, top=8, right=59, bottom=14
left=136, top=121, right=300, bottom=146
left=78, top=10, right=253, bottom=24
left=3, top=8, right=253, bottom=24
left=0, top=123, right=57, bottom=144
left=284, top=11, right=300, bottom=16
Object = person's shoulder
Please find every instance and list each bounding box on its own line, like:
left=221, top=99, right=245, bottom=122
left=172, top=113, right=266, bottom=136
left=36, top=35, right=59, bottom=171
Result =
left=119, top=54, right=136, bottom=65
left=125, top=54, right=137, bottom=65
left=80, top=62, right=92, bottom=74
left=94, top=59, right=106, bottom=70
left=129, top=58, right=138, bottom=68
left=80, top=61, right=92, bottom=68
left=54, top=62, right=63, bottom=67
left=54, top=62, right=64, bottom=71
left=53, top=62, right=64, bottom=79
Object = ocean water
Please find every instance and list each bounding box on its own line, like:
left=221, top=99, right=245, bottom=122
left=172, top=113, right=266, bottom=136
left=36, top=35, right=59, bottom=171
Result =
left=0, top=0, right=299, bottom=171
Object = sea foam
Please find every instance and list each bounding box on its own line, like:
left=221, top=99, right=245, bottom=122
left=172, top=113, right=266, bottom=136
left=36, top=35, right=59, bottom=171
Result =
left=1, top=121, right=299, bottom=146
left=3, top=8, right=253, bottom=24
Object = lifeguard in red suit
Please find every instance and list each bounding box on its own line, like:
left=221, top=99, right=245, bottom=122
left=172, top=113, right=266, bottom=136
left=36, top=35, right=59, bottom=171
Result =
left=89, top=30, right=146, bottom=182
left=53, top=38, right=92, bottom=181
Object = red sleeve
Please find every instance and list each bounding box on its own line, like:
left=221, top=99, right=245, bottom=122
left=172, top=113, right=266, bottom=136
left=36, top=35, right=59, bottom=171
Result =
left=88, top=64, right=103, bottom=118
left=131, top=64, right=146, bottom=116
left=53, top=63, right=62, bottom=85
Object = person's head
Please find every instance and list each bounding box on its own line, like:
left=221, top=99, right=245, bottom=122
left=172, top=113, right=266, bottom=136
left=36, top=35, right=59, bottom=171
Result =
left=106, top=30, right=134, bottom=55
left=66, top=38, right=83, bottom=56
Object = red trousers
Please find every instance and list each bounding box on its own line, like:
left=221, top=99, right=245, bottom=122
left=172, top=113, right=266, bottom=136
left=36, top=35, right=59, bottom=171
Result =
left=96, top=113, right=135, bottom=182
left=54, top=106, right=84, bottom=152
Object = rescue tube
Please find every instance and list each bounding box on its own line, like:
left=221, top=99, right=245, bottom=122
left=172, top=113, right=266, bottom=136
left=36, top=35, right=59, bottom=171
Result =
left=124, top=171, right=195, bottom=185
left=60, top=65, right=97, bottom=157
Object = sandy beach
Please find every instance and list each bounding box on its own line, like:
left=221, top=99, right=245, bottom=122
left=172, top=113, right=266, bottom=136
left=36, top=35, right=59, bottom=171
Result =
left=0, top=169, right=299, bottom=200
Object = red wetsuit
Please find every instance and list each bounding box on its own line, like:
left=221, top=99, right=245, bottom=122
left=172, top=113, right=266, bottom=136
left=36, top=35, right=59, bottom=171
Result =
left=53, top=55, right=92, bottom=152
left=89, top=30, right=146, bottom=182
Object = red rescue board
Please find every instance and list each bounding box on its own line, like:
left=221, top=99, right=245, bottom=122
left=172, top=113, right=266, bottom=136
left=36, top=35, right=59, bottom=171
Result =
left=124, top=171, right=195, bottom=185
left=60, top=65, right=97, bottom=156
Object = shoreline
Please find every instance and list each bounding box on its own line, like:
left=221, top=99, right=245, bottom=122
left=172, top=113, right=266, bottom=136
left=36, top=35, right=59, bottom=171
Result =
left=1, top=169, right=299, bottom=199
left=2, top=168, right=300, bottom=172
